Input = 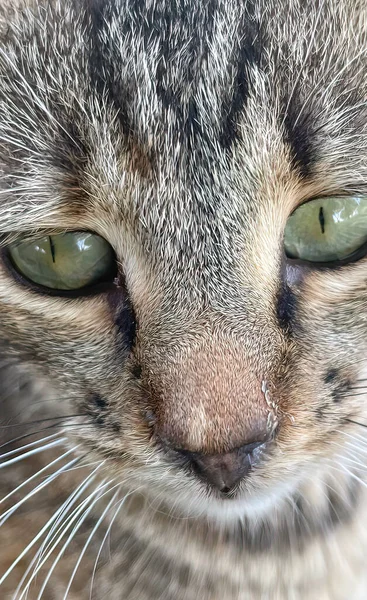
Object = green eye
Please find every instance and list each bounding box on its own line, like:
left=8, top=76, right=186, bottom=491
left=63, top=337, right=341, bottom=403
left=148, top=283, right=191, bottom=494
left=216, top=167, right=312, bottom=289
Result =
left=7, top=232, right=116, bottom=291
left=284, top=196, right=367, bottom=263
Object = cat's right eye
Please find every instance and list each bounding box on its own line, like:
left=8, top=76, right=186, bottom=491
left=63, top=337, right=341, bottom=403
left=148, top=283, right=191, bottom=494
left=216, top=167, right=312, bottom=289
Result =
left=284, top=196, right=367, bottom=264
left=6, top=231, right=116, bottom=292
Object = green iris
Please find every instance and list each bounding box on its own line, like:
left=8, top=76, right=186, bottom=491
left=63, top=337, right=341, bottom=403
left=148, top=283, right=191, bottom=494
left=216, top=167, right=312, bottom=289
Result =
left=284, top=196, right=367, bottom=263
left=8, top=232, right=116, bottom=290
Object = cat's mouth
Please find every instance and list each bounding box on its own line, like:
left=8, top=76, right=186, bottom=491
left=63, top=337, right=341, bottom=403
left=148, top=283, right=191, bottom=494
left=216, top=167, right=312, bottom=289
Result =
left=155, top=451, right=355, bottom=535
left=145, top=435, right=296, bottom=524
left=154, top=459, right=301, bottom=527
left=148, top=421, right=361, bottom=529
left=166, top=440, right=269, bottom=499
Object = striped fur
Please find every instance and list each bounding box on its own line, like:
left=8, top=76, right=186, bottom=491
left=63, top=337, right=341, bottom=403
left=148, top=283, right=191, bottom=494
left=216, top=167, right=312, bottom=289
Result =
left=0, top=1, right=367, bottom=598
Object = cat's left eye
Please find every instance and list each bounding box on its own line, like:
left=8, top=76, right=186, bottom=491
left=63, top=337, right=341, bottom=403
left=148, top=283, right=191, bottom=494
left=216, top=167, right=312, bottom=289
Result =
left=7, top=231, right=116, bottom=292
left=284, top=196, right=367, bottom=264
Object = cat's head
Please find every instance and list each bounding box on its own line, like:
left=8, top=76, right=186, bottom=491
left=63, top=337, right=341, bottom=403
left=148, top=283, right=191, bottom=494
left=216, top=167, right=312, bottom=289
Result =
left=0, top=0, right=366, bottom=529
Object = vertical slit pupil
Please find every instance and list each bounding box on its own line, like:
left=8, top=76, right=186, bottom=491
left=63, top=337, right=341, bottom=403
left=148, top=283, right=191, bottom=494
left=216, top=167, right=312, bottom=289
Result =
left=49, top=236, right=56, bottom=263
left=318, top=207, right=325, bottom=234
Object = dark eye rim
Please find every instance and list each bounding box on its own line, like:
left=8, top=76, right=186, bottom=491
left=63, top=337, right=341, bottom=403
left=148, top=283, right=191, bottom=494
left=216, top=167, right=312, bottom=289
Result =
left=1, top=238, right=118, bottom=298
left=284, top=237, right=367, bottom=269
left=288, top=192, right=366, bottom=216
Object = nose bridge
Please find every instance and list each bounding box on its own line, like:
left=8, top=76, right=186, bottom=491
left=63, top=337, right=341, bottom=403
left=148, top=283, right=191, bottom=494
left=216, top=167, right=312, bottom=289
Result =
left=143, top=332, right=276, bottom=454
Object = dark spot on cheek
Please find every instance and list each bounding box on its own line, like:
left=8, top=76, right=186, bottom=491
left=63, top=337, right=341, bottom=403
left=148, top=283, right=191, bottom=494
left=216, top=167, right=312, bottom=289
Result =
left=315, top=402, right=329, bottom=421
left=131, top=364, right=142, bottom=379
left=324, top=368, right=339, bottom=385
left=331, top=389, right=343, bottom=403
left=144, top=409, right=156, bottom=428
left=92, top=393, right=107, bottom=410
left=86, top=394, right=121, bottom=433
left=86, top=393, right=107, bottom=426
left=112, top=422, right=121, bottom=433
left=323, top=368, right=352, bottom=403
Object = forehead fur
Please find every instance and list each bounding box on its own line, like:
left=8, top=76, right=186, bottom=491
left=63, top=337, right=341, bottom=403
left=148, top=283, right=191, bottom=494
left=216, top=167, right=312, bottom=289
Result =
left=0, top=0, right=366, bottom=296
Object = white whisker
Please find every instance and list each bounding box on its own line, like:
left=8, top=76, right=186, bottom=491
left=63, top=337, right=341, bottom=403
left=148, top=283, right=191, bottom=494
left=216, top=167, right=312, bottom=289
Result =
left=334, top=453, right=367, bottom=470
left=63, top=489, right=121, bottom=600
left=58, top=460, right=101, bottom=474
left=0, top=433, right=61, bottom=461
left=35, top=468, right=107, bottom=568
left=13, top=464, right=105, bottom=600
left=328, top=465, right=367, bottom=490
left=338, top=429, right=367, bottom=444
left=0, top=438, right=66, bottom=469
left=331, top=439, right=367, bottom=457
left=88, top=493, right=129, bottom=600
left=0, top=456, right=81, bottom=587
left=29, top=481, right=118, bottom=600
left=0, top=449, right=76, bottom=526
left=0, top=446, right=79, bottom=506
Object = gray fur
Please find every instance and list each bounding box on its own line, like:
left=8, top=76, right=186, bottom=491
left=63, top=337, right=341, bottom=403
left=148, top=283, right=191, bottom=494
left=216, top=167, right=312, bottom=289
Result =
left=0, top=0, right=367, bottom=598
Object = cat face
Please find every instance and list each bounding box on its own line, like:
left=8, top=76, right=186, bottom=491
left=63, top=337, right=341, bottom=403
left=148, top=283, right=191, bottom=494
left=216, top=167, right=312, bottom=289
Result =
left=0, top=0, right=366, bottom=526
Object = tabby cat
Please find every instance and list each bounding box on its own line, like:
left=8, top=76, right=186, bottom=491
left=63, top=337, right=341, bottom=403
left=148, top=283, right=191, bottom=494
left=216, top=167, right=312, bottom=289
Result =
left=0, top=0, right=367, bottom=598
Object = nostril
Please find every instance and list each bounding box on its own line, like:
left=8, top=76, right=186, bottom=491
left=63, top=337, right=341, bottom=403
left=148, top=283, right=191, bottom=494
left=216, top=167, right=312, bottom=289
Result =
left=179, top=439, right=269, bottom=493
